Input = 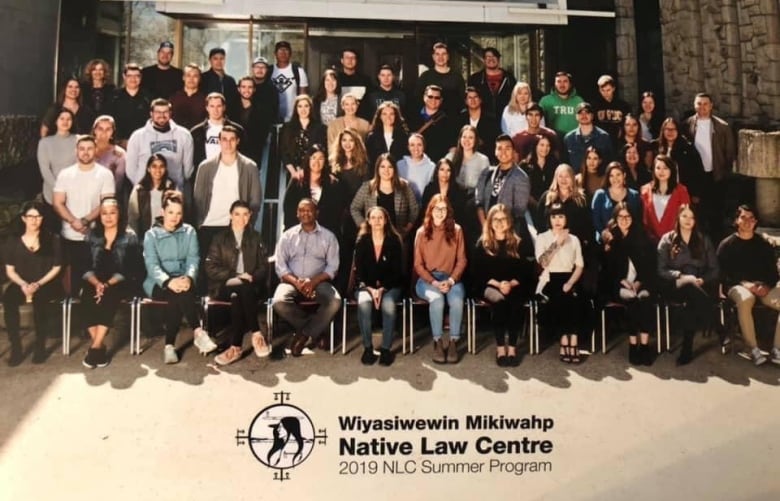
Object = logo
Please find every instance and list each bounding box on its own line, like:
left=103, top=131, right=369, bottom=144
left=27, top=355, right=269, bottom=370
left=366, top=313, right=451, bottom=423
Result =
left=272, top=73, right=294, bottom=94
left=236, top=391, right=328, bottom=481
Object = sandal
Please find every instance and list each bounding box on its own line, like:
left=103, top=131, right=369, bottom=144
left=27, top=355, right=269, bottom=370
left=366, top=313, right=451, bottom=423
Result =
left=560, top=344, right=571, bottom=363
left=569, top=344, right=581, bottom=364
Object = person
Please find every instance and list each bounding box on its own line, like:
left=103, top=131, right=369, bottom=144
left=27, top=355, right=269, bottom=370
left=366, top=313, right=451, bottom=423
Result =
left=640, top=154, right=691, bottom=243
left=471, top=204, right=535, bottom=366
left=92, top=115, right=128, bottom=204
left=141, top=41, right=183, bottom=100
left=535, top=203, right=585, bottom=363
left=40, top=77, right=94, bottom=136
left=717, top=205, right=780, bottom=365
left=250, top=56, right=280, bottom=126
left=591, top=162, right=642, bottom=244
left=143, top=192, right=216, bottom=363
left=279, top=94, right=327, bottom=183
left=638, top=91, right=663, bottom=142
left=592, top=75, right=631, bottom=148
left=205, top=200, right=271, bottom=365
left=80, top=197, right=143, bottom=369
left=2, top=201, right=63, bottom=365
left=457, top=87, right=500, bottom=162
left=81, top=59, right=115, bottom=116
left=273, top=199, right=341, bottom=356
left=199, top=48, right=240, bottom=118
left=563, top=102, right=613, bottom=173
left=655, top=117, right=704, bottom=205
left=336, top=48, right=373, bottom=116
left=420, top=158, right=468, bottom=229
left=449, top=124, right=490, bottom=196
left=330, top=128, right=371, bottom=200
left=617, top=113, right=653, bottom=167
left=313, top=69, right=341, bottom=126
left=110, top=63, right=151, bottom=149
left=235, top=76, right=274, bottom=166
left=126, top=98, right=194, bottom=191
left=365, top=101, right=409, bottom=168
left=284, top=144, right=344, bottom=234
left=414, top=194, right=468, bottom=364
left=520, top=135, right=558, bottom=215
left=500, top=82, right=541, bottom=138
left=397, top=133, right=435, bottom=203
left=37, top=108, right=77, bottom=230
left=128, top=153, right=176, bottom=236
left=620, top=142, right=652, bottom=191
left=363, top=65, right=407, bottom=122
left=409, top=84, right=457, bottom=162
left=511, top=102, right=559, bottom=161
left=271, top=41, right=309, bottom=123
left=467, top=47, right=517, bottom=119
left=576, top=145, right=605, bottom=202
left=601, top=202, right=656, bottom=365
left=326, top=93, right=371, bottom=146
left=657, top=204, right=719, bottom=365
left=352, top=206, right=404, bottom=366
left=190, top=92, right=246, bottom=169
left=52, top=135, right=115, bottom=294
left=539, top=71, right=585, bottom=138
left=415, top=42, right=465, bottom=118
left=169, top=63, right=207, bottom=130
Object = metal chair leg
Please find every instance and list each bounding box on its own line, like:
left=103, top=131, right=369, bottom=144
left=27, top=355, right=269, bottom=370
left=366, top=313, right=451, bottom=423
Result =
left=342, top=299, right=347, bottom=355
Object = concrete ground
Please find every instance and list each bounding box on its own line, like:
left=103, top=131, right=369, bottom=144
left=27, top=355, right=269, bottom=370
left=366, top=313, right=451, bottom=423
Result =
left=1, top=320, right=779, bottom=501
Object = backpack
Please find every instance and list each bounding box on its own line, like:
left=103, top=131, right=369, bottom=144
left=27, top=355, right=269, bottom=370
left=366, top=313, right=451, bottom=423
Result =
left=269, top=62, right=302, bottom=90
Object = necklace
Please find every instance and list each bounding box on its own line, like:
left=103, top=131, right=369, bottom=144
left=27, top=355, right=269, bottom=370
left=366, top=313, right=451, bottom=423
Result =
left=22, top=234, right=40, bottom=251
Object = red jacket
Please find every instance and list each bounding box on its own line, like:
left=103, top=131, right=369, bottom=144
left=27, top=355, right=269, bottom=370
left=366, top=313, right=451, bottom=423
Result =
left=640, top=182, right=690, bottom=243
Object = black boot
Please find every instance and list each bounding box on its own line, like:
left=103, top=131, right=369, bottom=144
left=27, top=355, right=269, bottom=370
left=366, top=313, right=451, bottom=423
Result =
left=640, top=343, right=653, bottom=366
left=628, top=343, right=640, bottom=365
left=7, top=331, right=23, bottom=367
left=31, top=332, right=47, bottom=364
left=676, top=330, right=694, bottom=366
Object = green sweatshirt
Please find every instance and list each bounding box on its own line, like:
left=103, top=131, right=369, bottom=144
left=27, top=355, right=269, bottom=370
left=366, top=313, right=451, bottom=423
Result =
left=538, top=89, right=584, bottom=137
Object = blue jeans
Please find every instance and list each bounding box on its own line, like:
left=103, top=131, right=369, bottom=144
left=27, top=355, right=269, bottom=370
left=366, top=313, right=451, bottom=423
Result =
left=356, top=287, right=402, bottom=350
left=415, top=271, right=464, bottom=340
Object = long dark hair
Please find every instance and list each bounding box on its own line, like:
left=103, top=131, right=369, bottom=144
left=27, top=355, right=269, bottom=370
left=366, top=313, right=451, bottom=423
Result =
left=301, top=143, right=334, bottom=186
left=651, top=154, right=679, bottom=194
left=15, top=200, right=55, bottom=252
left=450, top=125, right=482, bottom=176
left=670, top=204, right=705, bottom=260
left=139, top=153, right=175, bottom=191
left=55, top=76, right=82, bottom=106
left=356, top=205, right=402, bottom=243
left=92, top=196, right=127, bottom=242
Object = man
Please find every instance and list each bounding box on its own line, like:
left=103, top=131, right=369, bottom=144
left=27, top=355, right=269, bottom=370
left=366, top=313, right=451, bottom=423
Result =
left=270, top=41, right=309, bottom=123
left=200, top=48, right=240, bottom=119
left=415, top=42, right=465, bottom=118
left=170, top=63, right=207, bottom=130
left=189, top=92, right=245, bottom=169
left=563, top=102, right=614, bottom=172
left=467, top=47, right=517, bottom=118
left=457, top=86, right=500, bottom=162
left=193, top=124, right=262, bottom=281
left=273, top=199, right=341, bottom=356
left=52, top=136, right=115, bottom=293
left=126, top=98, right=193, bottom=191
left=511, top=102, right=560, bottom=160
left=539, top=71, right=585, bottom=139
left=235, top=77, right=274, bottom=167
left=684, top=92, right=736, bottom=237
left=141, top=41, right=183, bottom=100
left=363, top=64, right=407, bottom=121
left=408, top=85, right=456, bottom=162
left=717, top=205, right=780, bottom=366
left=337, top=48, right=373, bottom=118
left=250, top=56, right=279, bottom=125
left=592, top=75, right=631, bottom=148
left=110, top=63, right=151, bottom=149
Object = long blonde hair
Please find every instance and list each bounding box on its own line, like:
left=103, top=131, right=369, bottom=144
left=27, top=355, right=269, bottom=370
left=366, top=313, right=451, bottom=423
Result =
left=507, top=82, right=532, bottom=114
left=545, top=163, right=587, bottom=208
left=479, top=204, right=521, bottom=257
left=329, top=128, right=368, bottom=177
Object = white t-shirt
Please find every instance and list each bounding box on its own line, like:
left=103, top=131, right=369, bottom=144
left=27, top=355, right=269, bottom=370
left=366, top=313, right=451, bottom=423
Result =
left=202, top=160, right=240, bottom=227
left=535, top=230, right=584, bottom=272
left=271, top=64, right=309, bottom=123
left=694, top=118, right=713, bottom=173
left=204, top=121, right=223, bottom=161
left=53, top=163, right=115, bottom=241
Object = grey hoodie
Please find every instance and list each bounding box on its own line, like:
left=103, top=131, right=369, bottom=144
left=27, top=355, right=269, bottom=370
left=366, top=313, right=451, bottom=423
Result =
left=126, top=119, right=193, bottom=188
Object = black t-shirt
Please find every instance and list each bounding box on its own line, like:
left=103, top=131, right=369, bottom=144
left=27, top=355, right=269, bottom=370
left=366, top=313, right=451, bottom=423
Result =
left=5, top=234, right=62, bottom=282
left=141, top=65, right=184, bottom=100
left=377, top=190, right=397, bottom=226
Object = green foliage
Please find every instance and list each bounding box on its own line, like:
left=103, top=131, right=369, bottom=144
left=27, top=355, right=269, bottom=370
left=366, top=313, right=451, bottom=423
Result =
left=0, top=115, right=38, bottom=170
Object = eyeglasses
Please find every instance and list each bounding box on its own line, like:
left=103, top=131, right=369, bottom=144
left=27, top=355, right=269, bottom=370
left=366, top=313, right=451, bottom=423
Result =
left=433, top=206, right=448, bottom=213
left=425, top=95, right=442, bottom=100
left=23, top=214, right=43, bottom=219
left=663, top=127, right=677, bottom=132
left=492, top=217, right=508, bottom=222
left=617, top=215, right=632, bottom=220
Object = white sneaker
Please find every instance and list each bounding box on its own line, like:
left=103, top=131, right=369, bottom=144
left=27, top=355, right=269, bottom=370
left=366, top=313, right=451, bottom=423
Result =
left=164, top=344, right=179, bottom=364
left=770, top=347, right=780, bottom=365
left=750, top=347, right=767, bottom=366
left=193, top=328, right=217, bottom=355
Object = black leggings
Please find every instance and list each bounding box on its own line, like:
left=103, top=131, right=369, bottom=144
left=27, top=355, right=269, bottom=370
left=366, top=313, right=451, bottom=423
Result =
left=81, top=283, right=130, bottom=328
left=2, top=282, right=61, bottom=336
left=482, top=286, right=526, bottom=346
left=666, top=283, right=716, bottom=332
left=215, top=282, right=262, bottom=346
left=151, top=285, right=200, bottom=345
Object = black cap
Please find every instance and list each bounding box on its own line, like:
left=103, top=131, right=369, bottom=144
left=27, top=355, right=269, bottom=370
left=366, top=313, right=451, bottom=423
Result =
left=209, top=47, right=226, bottom=58
left=158, top=41, right=174, bottom=51
left=275, top=41, right=292, bottom=51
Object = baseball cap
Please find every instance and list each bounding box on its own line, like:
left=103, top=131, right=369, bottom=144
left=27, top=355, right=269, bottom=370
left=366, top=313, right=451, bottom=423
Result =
left=576, top=102, right=593, bottom=114
left=252, top=56, right=270, bottom=67
left=209, top=47, right=226, bottom=58
left=275, top=41, right=292, bottom=51
left=158, top=41, right=174, bottom=51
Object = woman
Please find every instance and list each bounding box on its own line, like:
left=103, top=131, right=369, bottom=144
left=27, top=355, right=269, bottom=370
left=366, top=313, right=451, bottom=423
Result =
left=449, top=125, right=490, bottom=194
left=365, top=101, right=408, bottom=168
left=620, top=142, right=652, bottom=191
left=655, top=117, right=705, bottom=205
left=638, top=91, right=663, bottom=142
left=640, top=154, right=691, bottom=243
left=284, top=144, right=345, bottom=233
left=591, top=162, right=642, bottom=243
left=521, top=135, right=559, bottom=213
left=280, top=95, right=327, bottom=182
left=657, top=204, right=719, bottom=365
left=602, top=202, right=655, bottom=365
left=92, top=115, right=127, bottom=202
left=143, top=192, right=217, bottom=364
left=414, top=195, right=468, bottom=364
left=576, top=146, right=605, bottom=201
left=352, top=206, right=404, bottom=366
left=397, top=133, right=435, bottom=203
left=351, top=153, right=419, bottom=240
left=329, top=128, right=370, bottom=201
left=327, top=93, right=371, bottom=147
left=500, top=82, right=541, bottom=137
left=537, top=164, right=593, bottom=246
left=205, top=200, right=270, bottom=366
left=472, top=205, right=535, bottom=367
left=40, top=77, right=94, bottom=136
left=618, top=113, right=654, bottom=165
left=420, top=159, right=468, bottom=229
left=128, top=154, right=176, bottom=237
left=313, top=69, right=341, bottom=126
left=37, top=108, right=77, bottom=230
left=535, top=204, right=585, bottom=363
left=80, top=197, right=143, bottom=369
left=82, top=59, right=115, bottom=115
left=2, top=201, right=63, bottom=365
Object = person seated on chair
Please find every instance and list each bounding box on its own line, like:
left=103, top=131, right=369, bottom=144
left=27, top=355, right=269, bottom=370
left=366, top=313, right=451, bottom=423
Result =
left=601, top=202, right=656, bottom=366
left=535, top=203, right=585, bottom=364
left=717, top=204, right=780, bottom=366
left=205, top=200, right=270, bottom=366
left=81, top=197, right=143, bottom=369
left=2, top=201, right=63, bottom=366
left=414, top=194, right=468, bottom=364
left=657, top=204, right=719, bottom=366
left=273, top=198, right=341, bottom=356
left=472, top=204, right=535, bottom=367
left=143, top=191, right=217, bottom=364
left=353, top=206, right=404, bottom=366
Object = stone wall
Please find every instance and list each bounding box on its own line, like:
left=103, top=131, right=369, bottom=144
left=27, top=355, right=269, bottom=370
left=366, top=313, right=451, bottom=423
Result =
left=614, top=0, right=638, bottom=107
